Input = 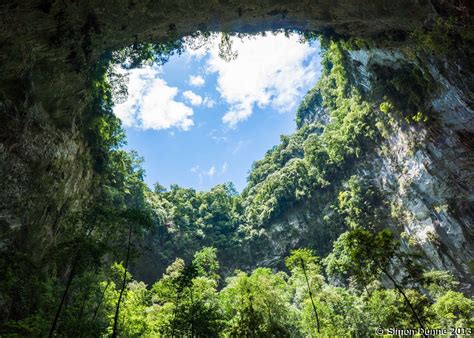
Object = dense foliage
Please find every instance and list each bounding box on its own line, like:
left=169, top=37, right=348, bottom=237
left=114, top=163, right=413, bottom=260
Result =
left=94, top=248, right=472, bottom=336
left=1, top=34, right=472, bottom=336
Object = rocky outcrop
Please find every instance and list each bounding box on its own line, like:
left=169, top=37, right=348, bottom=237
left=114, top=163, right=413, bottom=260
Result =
left=0, top=77, right=92, bottom=258
left=0, top=0, right=443, bottom=244
left=0, top=0, right=472, bottom=293
left=350, top=47, right=473, bottom=289
left=250, top=46, right=473, bottom=292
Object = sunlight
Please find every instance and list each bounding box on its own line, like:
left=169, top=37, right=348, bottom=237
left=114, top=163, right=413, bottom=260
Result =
left=4, top=3, right=471, bottom=335
left=112, top=32, right=322, bottom=191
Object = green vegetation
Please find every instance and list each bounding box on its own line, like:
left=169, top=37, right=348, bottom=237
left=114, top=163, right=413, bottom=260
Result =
left=1, top=35, right=472, bottom=336
left=410, top=17, right=460, bottom=56
left=295, top=87, right=323, bottom=128
left=145, top=183, right=245, bottom=273
left=84, top=247, right=472, bottom=336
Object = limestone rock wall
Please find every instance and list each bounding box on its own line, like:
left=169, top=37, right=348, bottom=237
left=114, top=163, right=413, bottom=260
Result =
left=0, top=0, right=472, bottom=290
left=254, top=47, right=473, bottom=291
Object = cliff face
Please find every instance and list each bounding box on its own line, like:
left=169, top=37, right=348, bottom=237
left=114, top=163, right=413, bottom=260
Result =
left=0, top=76, right=93, bottom=258
left=355, top=49, right=474, bottom=289
left=0, top=0, right=472, bottom=295
left=249, top=45, right=473, bottom=292
left=0, top=0, right=439, bottom=238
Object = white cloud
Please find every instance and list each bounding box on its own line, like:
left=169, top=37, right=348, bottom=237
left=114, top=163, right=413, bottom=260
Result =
left=114, top=66, right=194, bottom=131
left=207, top=129, right=228, bottom=143
left=232, top=140, right=248, bottom=155
left=113, top=33, right=321, bottom=131
left=188, top=75, right=205, bottom=87
left=190, top=162, right=226, bottom=185
left=185, top=45, right=209, bottom=60
left=183, top=90, right=203, bottom=106
left=190, top=165, right=204, bottom=184
left=207, top=166, right=216, bottom=177
left=203, top=96, right=215, bottom=108
left=204, top=33, right=320, bottom=127
left=221, top=162, right=228, bottom=174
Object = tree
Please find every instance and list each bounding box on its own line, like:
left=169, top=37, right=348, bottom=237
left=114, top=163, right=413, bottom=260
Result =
left=365, top=287, right=432, bottom=330
left=337, top=176, right=381, bottom=229
left=47, top=219, right=108, bottom=338
left=421, top=270, right=459, bottom=299
left=286, top=249, right=323, bottom=334
left=111, top=208, right=153, bottom=338
left=430, top=291, right=473, bottom=328
left=150, top=251, right=223, bottom=337
left=116, top=281, right=149, bottom=336
left=192, top=247, right=220, bottom=281
left=309, top=285, right=368, bottom=335
left=325, top=228, right=426, bottom=330
left=111, top=225, right=132, bottom=338
left=220, top=268, right=298, bottom=336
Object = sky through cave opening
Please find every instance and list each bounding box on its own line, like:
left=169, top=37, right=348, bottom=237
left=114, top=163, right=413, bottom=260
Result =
left=113, top=32, right=322, bottom=191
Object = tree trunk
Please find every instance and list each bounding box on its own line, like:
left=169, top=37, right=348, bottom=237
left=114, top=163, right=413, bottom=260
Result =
left=78, top=286, right=90, bottom=321
left=77, top=285, right=92, bottom=338
left=91, top=280, right=110, bottom=321
left=378, top=264, right=426, bottom=332
left=111, top=224, right=132, bottom=338
left=300, top=258, right=321, bottom=334
left=48, top=217, right=99, bottom=337
left=248, top=288, right=255, bottom=336
left=171, top=288, right=183, bottom=338
left=190, top=287, right=194, bottom=338
left=48, top=256, right=78, bottom=338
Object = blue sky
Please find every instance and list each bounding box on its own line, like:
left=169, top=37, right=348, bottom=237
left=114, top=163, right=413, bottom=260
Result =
left=113, top=33, right=321, bottom=192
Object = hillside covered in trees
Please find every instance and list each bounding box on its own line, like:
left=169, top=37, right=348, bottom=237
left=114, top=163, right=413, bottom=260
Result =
left=2, top=34, right=473, bottom=336
left=1, top=1, right=473, bottom=336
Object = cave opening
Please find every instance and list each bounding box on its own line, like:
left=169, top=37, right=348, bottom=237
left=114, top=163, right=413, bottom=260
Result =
left=109, top=31, right=322, bottom=192
left=1, top=2, right=473, bottom=337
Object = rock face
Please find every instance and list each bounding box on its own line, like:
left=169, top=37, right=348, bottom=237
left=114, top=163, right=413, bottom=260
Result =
left=249, top=46, right=474, bottom=292
left=0, top=0, right=472, bottom=292
left=0, top=77, right=93, bottom=259
left=349, top=48, right=474, bottom=290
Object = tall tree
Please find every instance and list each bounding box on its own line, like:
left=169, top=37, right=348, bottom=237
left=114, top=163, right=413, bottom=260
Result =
left=286, top=249, right=323, bottom=334
left=325, top=228, right=426, bottom=330
left=111, top=208, right=152, bottom=338
left=111, top=224, right=132, bottom=338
